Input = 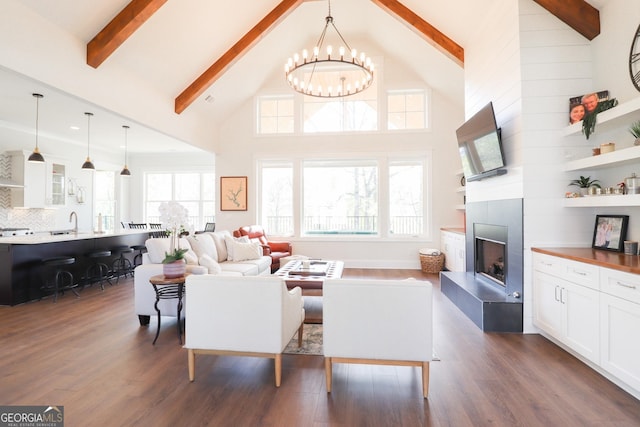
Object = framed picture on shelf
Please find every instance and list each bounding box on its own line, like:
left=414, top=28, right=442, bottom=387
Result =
left=568, top=90, right=609, bottom=124
left=592, top=214, right=629, bottom=252
left=220, top=176, right=247, bottom=211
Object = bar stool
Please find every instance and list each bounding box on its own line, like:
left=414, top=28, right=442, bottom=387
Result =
left=131, top=244, right=147, bottom=268
left=111, top=246, right=134, bottom=283
left=85, top=250, right=113, bottom=290
left=41, top=256, right=79, bottom=303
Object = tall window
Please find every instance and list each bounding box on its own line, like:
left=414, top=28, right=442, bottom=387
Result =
left=389, top=160, right=424, bottom=235
left=258, top=155, right=429, bottom=238
left=259, top=161, right=293, bottom=236
left=387, top=90, right=427, bottom=130
left=257, top=96, right=294, bottom=134
left=303, top=160, right=378, bottom=235
left=145, top=172, right=215, bottom=230
left=95, top=170, right=115, bottom=232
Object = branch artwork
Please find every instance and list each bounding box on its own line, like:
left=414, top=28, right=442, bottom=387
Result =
left=220, top=176, right=248, bottom=211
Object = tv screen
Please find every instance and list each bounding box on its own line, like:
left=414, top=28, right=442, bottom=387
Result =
left=456, top=102, right=506, bottom=182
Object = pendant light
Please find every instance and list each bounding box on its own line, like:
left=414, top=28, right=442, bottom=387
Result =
left=120, top=125, right=131, bottom=176
left=82, top=112, right=95, bottom=170
left=27, top=93, right=45, bottom=163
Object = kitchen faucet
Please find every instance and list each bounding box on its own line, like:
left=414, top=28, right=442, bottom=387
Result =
left=69, top=211, right=78, bottom=233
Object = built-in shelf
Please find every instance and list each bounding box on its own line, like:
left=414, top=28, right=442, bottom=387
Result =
left=565, top=144, right=640, bottom=172
left=564, top=194, right=640, bottom=207
left=564, top=97, right=640, bottom=137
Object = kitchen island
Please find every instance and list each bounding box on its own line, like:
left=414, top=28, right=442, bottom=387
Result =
left=0, top=230, right=149, bottom=305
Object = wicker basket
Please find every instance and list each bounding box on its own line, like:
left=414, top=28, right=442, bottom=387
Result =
left=419, top=253, right=445, bottom=273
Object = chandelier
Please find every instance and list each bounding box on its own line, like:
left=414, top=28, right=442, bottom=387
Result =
left=284, top=0, right=374, bottom=98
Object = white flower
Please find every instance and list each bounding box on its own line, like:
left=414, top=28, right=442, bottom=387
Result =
left=158, top=201, right=189, bottom=230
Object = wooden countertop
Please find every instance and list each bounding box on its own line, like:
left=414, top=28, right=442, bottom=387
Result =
left=0, top=230, right=149, bottom=245
left=532, top=247, right=640, bottom=275
left=441, top=227, right=465, bottom=235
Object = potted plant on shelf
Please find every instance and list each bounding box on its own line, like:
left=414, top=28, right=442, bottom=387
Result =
left=629, top=120, right=640, bottom=146
left=158, top=201, right=191, bottom=278
left=569, top=175, right=601, bottom=196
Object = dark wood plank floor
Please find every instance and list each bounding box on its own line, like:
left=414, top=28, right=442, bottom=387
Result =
left=1, top=269, right=639, bottom=426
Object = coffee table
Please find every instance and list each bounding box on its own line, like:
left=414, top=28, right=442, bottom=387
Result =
left=274, top=260, right=344, bottom=324
left=275, top=259, right=344, bottom=295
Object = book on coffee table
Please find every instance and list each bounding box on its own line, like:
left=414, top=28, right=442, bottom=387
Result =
left=288, top=260, right=329, bottom=276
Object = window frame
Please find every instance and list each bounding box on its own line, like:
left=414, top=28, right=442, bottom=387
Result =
left=256, top=152, right=432, bottom=240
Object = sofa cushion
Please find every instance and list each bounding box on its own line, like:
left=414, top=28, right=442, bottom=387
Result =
left=224, top=235, right=249, bottom=260
left=199, top=254, right=222, bottom=274
left=145, top=237, right=196, bottom=264
left=206, top=230, right=232, bottom=262
left=219, top=256, right=272, bottom=276
left=231, top=241, right=262, bottom=261
left=187, top=234, right=219, bottom=261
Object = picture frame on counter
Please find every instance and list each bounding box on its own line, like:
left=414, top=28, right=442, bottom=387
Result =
left=592, top=214, right=629, bottom=252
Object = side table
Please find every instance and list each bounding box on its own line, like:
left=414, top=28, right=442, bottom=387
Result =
left=149, top=274, right=189, bottom=345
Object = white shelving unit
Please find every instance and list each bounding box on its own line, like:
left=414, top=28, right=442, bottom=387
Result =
left=564, top=97, right=640, bottom=208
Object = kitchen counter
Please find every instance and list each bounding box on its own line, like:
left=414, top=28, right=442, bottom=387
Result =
left=0, top=230, right=149, bottom=305
left=0, top=230, right=149, bottom=245
left=532, top=247, right=640, bottom=275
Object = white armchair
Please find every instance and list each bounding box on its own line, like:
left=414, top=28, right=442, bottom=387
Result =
left=323, top=278, right=433, bottom=398
left=184, top=275, right=305, bottom=387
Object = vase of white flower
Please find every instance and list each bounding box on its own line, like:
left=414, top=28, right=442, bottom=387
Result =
left=158, top=201, right=190, bottom=278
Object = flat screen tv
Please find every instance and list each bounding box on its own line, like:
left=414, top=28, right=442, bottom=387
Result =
left=456, top=102, right=507, bottom=182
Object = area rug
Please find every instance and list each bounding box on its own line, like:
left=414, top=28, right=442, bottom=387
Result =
left=283, top=324, right=323, bottom=355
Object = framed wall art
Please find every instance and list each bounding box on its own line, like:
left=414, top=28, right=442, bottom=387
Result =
left=592, top=214, right=629, bottom=252
left=220, top=176, right=247, bottom=211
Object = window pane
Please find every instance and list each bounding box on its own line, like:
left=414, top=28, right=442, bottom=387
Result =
left=261, top=165, right=293, bottom=236
left=303, top=161, right=378, bottom=235
left=303, top=71, right=378, bottom=133
left=95, top=171, right=115, bottom=232
left=258, top=96, right=294, bottom=134
left=389, top=162, right=423, bottom=235
left=175, top=173, right=200, bottom=200
left=147, top=174, right=172, bottom=200
left=387, top=90, right=426, bottom=130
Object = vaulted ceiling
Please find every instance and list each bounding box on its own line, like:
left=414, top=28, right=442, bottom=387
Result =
left=0, top=0, right=607, bottom=155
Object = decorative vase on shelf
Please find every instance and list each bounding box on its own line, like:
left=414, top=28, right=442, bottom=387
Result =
left=163, top=260, right=186, bottom=279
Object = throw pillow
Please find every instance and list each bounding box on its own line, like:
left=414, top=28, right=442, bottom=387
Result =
left=144, top=238, right=169, bottom=264
left=224, top=235, right=249, bottom=261
left=231, top=241, right=262, bottom=261
left=199, top=254, right=222, bottom=274
left=209, top=231, right=232, bottom=262
left=187, top=234, right=219, bottom=261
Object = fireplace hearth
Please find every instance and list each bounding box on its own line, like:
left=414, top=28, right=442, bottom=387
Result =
left=441, top=199, right=523, bottom=332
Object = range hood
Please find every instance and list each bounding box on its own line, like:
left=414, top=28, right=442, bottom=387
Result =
left=0, top=178, right=24, bottom=188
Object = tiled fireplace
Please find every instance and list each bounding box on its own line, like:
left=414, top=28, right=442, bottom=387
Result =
left=441, top=198, right=523, bottom=332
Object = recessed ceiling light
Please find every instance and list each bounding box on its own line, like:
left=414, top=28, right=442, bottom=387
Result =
left=205, top=95, right=215, bottom=103
left=70, top=125, right=80, bottom=130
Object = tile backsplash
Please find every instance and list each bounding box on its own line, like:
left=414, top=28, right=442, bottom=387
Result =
left=0, top=153, right=56, bottom=231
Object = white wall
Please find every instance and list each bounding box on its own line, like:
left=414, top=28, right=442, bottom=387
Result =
left=214, top=76, right=465, bottom=268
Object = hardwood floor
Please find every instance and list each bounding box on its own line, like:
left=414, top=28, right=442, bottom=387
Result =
left=1, top=269, right=639, bottom=426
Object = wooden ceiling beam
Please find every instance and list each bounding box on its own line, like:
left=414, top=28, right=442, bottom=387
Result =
left=533, top=0, right=600, bottom=40
left=175, top=0, right=305, bottom=114
left=371, top=0, right=464, bottom=67
left=87, top=0, right=168, bottom=68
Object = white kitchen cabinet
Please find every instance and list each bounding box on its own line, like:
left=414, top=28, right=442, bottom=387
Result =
left=599, top=267, right=640, bottom=391
left=532, top=253, right=600, bottom=363
left=441, top=229, right=465, bottom=272
left=9, top=150, right=66, bottom=208
left=10, top=150, right=46, bottom=208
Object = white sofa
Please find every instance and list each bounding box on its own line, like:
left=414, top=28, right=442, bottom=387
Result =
left=323, top=278, right=433, bottom=398
left=185, top=274, right=304, bottom=386
left=134, top=230, right=272, bottom=325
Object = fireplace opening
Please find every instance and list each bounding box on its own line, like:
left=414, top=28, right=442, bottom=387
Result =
left=476, top=237, right=506, bottom=287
